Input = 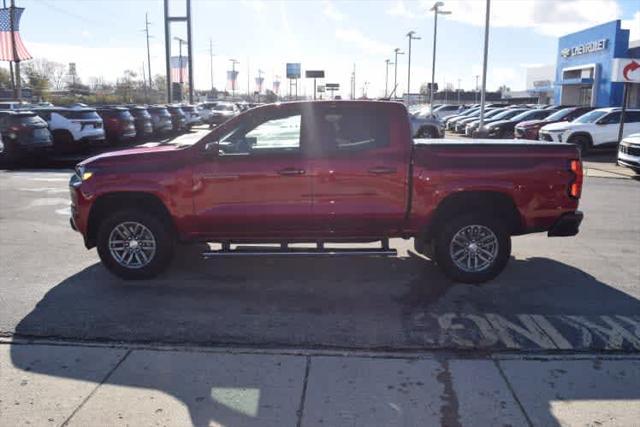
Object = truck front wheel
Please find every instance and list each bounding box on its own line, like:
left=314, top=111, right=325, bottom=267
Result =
left=96, top=209, right=175, bottom=280
left=433, top=213, right=511, bottom=284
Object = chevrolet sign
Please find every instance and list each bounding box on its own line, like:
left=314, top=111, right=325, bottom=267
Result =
left=560, top=39, right=608, bottom=58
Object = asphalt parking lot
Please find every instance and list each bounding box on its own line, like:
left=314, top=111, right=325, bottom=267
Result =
left=0, top=147, right=639, bottom=354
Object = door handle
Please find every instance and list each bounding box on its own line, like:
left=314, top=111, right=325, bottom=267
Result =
left=368, top=166, right=397, bottom=175
left=277, top=167, right=306, bottom=176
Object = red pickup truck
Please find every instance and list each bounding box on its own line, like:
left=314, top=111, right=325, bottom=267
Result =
left=69, top=101, right=583, bottom=283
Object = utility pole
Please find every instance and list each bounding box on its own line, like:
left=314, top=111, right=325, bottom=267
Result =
left=9, top=0, right=21, bottom=100
left=429, top=1, right=451, bottom=110
left=384, top=59, right=393, bottom=98
left=478, top=0, right=491, bottom=128
left=142, top=61, right=148, bottom=101
left=247, top=58, right=250, bottom=98
left=457, top=78, right=461, bottom=104
left=351, top=63, right=356, bottom=100
left=209, top=38, right=214, bottom=92
left=144, top=12, right=152, bottom=90
left=393, top=48, right=404, bottom=99
left=406, top=31, right=420, bottom=104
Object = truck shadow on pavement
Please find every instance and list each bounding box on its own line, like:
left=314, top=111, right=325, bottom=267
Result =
left=9, top=252, right=640, bottom=425
left=11, top=248, right=640, bottom=351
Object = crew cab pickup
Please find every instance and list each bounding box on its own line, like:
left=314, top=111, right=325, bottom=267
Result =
left=69, top=101, right=584, bottom=283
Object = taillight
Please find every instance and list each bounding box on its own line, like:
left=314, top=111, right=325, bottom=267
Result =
left=569, top=159, right=583, bottom=199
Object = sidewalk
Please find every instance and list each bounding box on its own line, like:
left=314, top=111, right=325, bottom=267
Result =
left=2, top=341, right=639, bottom=426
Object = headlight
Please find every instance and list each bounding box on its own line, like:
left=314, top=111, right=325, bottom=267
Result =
left=75, top=165, right=94, bottom=181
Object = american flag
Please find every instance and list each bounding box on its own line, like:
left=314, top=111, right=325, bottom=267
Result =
left=170, top=56, right=188, bottom=82
left=0, top=7, right=31, bottom=61
left=227, top=70, right=239, bottom=91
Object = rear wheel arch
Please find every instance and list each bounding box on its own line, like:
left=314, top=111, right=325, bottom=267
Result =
left=87, top=192, right=176, bottom=248
left=421, top=191, right=522, bottom=242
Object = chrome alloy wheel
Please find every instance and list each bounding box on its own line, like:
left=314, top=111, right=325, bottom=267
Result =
left=108, top=221, right=156, bottom=269
left=449, top=225, right=499, bottom=273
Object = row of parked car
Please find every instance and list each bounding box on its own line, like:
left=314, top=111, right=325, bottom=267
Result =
left=0, top=101, right=244, bottom=165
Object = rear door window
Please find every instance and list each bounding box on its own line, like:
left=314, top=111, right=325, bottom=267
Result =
left=318, top=106, right=390, bottom=152
left=61, top=110, right=101, bottom=120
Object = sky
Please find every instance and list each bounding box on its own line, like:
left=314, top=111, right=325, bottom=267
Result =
left=6, top=0, right=640, bottom=98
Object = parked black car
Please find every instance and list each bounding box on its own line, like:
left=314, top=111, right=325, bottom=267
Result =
left=479, top=109, right=554, bottom=139
left=126, top=105, right=154, bottom=139
left=147, top=106, right=173, bottom=135
left=166, top=105, right=188, bottom=132
left=0, top=111, right=53, bottom=164
left=95, top=106, right=137, bottom=143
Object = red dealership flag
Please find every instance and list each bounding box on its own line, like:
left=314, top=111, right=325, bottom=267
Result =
left=0, top=7, right=31, bottom=61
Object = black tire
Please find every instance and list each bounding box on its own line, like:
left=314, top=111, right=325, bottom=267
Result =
left=0, top=138, right=21, bottom=167
left=418, top=126, right=437, bottom=138
left=96, top=209, right=175, bottom=280
left=569, top=135, right=590, bottom=156
left=433, top=213, right=511, bottom=284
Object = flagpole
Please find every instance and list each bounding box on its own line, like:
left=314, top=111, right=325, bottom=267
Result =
left=10, top=0, right=21, bottom=101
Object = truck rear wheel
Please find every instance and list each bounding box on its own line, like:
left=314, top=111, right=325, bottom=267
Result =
left=96, top=209, right=174, bottom=280
left=433, top=213, right=511, bottom=283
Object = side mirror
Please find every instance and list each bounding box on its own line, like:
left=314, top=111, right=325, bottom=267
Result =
left=203, top=141, right=218, bottom=156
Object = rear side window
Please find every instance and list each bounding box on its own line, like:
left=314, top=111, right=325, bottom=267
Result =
left=624, top=111, right=640, bottom=123
left=150, top=108, right=171, bottom=117
left=319, top=107, right=390, bottom=152
left=599, top=112, right=621, bottom=125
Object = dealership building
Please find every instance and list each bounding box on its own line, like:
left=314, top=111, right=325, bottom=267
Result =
left=552, top=20, right=639, bottom=108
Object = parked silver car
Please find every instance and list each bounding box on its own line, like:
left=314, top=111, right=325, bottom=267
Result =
left=409, top=108, right=445, bottom=138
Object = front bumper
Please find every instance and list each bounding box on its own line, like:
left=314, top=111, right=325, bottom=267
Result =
left=548, top=211, right=583, bottom=237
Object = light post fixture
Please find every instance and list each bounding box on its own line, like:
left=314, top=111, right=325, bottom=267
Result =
left=384, top=59, right=394, bottom=98
left=393, top=48, right=404, bottom=99
left=230, top=58, right=239, bottom=97
left=406, top=31, right=421, bottom=103
left=478, top=0, right=491, bottom=128
left=429, top=1, right=451, bottom=110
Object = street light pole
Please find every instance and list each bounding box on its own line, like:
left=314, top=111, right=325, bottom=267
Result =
left=407, top=31, right=420, bottom=104
left=209, top=38, right=215, bottom=92
left=475, top=74, right=479, bottom=103
left=230, top=59, right=239, bottom=98
left=384, top=59, right=393, bottom=98
left=393, top=48, right=404, bottom=99
left=478, top=0, right=491, bottom=128
left=429, top=2, right=451, bottom=110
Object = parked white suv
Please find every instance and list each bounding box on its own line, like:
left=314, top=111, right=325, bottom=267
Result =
left=33, top=107, right=105, bottom=151
left=539, top=108, right=640, bottom=154
left=618, top=133, right=640, bottom=174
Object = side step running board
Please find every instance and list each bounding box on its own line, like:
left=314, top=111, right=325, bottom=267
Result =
left=202, top=243, right=396, bottom=258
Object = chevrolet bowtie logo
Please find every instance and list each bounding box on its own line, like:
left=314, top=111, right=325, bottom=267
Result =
left=561, top=48, right=571, bottom=58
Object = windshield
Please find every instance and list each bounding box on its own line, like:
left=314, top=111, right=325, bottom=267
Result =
left=60, top=110, right=101, bottom=120
left=149, top=108, right=171, bottom=117
left=573, top=110, right=608, bottom=123
left=492, top=109, right=526, bottom=120
left=544, top=108, right=575, bottom=121
left=130, top=109, right=151, bottom=119
left=510, top=110, right=539, bottom=121
left=213, top=104, right=234, bottom=111
left=13, top=114, right=47, bottom=126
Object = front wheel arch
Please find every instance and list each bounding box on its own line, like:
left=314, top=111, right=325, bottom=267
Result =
left=87, top=192, right=176, bottom=248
